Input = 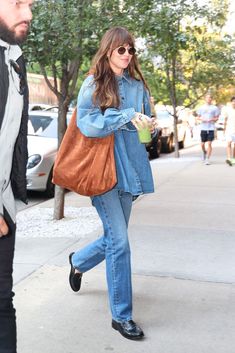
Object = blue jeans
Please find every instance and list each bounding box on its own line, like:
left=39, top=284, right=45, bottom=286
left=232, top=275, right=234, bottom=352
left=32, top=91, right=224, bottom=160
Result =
left=72, top=189, right=133, bottom=322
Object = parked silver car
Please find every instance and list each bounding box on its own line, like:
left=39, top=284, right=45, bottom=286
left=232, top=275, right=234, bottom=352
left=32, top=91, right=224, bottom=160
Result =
left=27, top=111, right=72, bottom=197
left=156, top=109, right=187, bottom=153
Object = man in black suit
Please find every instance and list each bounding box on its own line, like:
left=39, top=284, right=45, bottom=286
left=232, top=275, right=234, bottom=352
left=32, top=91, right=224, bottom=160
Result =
left=0, top=1, right=33, bottom=352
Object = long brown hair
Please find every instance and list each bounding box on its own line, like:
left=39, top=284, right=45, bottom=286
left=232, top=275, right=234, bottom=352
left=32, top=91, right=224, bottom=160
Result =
left=89, top=27, right=149, bottom=111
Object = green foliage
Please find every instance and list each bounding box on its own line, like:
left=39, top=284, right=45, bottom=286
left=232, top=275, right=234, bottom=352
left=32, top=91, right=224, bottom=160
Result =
left=128, top=0, right=234, bottom=109
left=24, top=0, right=97, bottom=77
left=24, top=0, right=235, bottom=109
left=24, top=0, right=136, bottom=101
left=120, top=0, right=235, bottom=156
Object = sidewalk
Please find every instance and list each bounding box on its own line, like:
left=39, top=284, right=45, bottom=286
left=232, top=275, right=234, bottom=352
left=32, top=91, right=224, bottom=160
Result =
left=14, top=140, right=235, bottom=353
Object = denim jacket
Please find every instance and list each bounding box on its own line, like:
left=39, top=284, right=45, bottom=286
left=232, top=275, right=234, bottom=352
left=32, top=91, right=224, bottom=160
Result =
left=76, top=71, right=154, bottom=196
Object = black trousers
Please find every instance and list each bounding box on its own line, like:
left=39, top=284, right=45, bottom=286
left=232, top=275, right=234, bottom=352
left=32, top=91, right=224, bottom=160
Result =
left=0, top=209, right=16, bottom=353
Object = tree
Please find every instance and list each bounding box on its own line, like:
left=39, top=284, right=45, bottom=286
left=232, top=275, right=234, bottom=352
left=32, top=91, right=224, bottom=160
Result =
left=24, top=0, right=131, bottom=219
left=24, top=0, right=235, bottom=220
left=125, top=0, right=234, bottom=156
left=24, top=0, right=95, bottom=219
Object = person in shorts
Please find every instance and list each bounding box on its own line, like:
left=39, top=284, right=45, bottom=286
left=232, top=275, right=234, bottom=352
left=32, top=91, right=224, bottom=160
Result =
left=197, top=94, right=220, bottom=165
left=223, top=96, right=235, bottom=166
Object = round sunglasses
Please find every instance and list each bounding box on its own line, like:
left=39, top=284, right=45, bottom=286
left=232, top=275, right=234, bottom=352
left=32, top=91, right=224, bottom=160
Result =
left=116, top=46, right=136, bottom=56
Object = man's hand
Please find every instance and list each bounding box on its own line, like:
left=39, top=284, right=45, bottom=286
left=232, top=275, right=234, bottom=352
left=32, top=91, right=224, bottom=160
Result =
left=0, top=215, right=9, bottom=237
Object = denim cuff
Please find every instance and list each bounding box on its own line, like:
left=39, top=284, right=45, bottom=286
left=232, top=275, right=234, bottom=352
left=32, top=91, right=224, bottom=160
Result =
left=121, top=108, right=135, bottom=123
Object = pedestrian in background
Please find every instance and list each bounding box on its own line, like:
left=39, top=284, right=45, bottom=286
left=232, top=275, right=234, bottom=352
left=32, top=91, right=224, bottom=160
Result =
left=69, top=26, right=155, bottom=340
left=197, top=93, right=220, bottom=165
left=223, top=96, right=235, bottom=166
left=0, top=1, right=33, bottom=352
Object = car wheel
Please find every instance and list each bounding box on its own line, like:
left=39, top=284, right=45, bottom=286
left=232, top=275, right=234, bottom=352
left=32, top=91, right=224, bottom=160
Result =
left=45, top=168, right=55, bottom=198
left=149, top=137, right=161, bottom=159
left=161, top=134, right=174, bottom=153
left=178, top=133, right=186, bottom=149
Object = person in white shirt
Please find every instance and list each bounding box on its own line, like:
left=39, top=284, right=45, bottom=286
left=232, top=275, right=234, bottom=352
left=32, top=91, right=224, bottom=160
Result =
left=197, top=94, right=220, bottom=165
left=223, top=96, right=235, bottom=166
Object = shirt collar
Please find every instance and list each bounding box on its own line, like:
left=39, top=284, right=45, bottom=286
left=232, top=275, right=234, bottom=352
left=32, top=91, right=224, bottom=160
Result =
left=0, top=39, right=22, bottom=62
left=116, top=69, right=132, bottom=84
left=0, top=38, right=9, bottom=50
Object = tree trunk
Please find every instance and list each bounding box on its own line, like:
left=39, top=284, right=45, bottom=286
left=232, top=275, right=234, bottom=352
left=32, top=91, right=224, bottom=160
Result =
left=39, top=54, right=81, bottom=221
left=53, top=185, right=65, bottom=220
left=53, top=93, right=69, bottom=220
left=173, top=112, right=180, bottom=158
left=166, top=56, right=180, bottom=158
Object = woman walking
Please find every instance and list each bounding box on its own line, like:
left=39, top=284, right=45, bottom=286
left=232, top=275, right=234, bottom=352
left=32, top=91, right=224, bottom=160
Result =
left=69, top=26, right=155, bottom=340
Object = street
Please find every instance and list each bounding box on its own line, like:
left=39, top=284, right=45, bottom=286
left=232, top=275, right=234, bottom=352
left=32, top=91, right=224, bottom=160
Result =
left=13, top=139, right=235, bottom=353
left=1, top=1, right=234, bottom=351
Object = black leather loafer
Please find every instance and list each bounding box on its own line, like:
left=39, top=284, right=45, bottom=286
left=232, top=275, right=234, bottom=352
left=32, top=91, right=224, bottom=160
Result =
left=226, top=159, right=233, bottom=166
left=112, top=319, right=144, bottom=340
left=69, top=252, right=82, bottom=292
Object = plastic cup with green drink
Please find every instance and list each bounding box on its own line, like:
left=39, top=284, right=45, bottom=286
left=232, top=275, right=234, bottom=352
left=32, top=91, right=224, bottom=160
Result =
left=136, top=115, right=152, bottom=143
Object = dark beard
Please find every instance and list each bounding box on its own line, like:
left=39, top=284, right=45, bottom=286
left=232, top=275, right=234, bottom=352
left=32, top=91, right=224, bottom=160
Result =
left=0, top=18, right=29, bottom=45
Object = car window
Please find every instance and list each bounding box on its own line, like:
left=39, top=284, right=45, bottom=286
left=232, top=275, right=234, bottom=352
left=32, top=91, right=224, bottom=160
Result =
left=28, top=114, right=72, bottom=138
left=39, top=117, right=58, bottom=138
left=29, top=115, right=54, bottom=136
left=157, top=111, right=171, bottom=119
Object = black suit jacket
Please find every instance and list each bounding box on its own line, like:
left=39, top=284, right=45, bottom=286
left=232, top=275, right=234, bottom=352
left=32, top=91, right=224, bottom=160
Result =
left=0, top=53, right=28, bottom=205
left=11, top=55, right=28, bottom=204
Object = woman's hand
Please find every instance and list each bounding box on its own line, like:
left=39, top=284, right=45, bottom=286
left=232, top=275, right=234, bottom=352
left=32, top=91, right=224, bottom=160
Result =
left=0, top=215, right=9, bottom=238
left=131, top=113, right=151, bottom=130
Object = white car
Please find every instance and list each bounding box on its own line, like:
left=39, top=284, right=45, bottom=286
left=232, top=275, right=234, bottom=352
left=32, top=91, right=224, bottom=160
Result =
left=156, top=109, right=187, bottom=153
left=215, top=115, right=225, bottom=131
left=27, top=111, right=72, bottom=197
